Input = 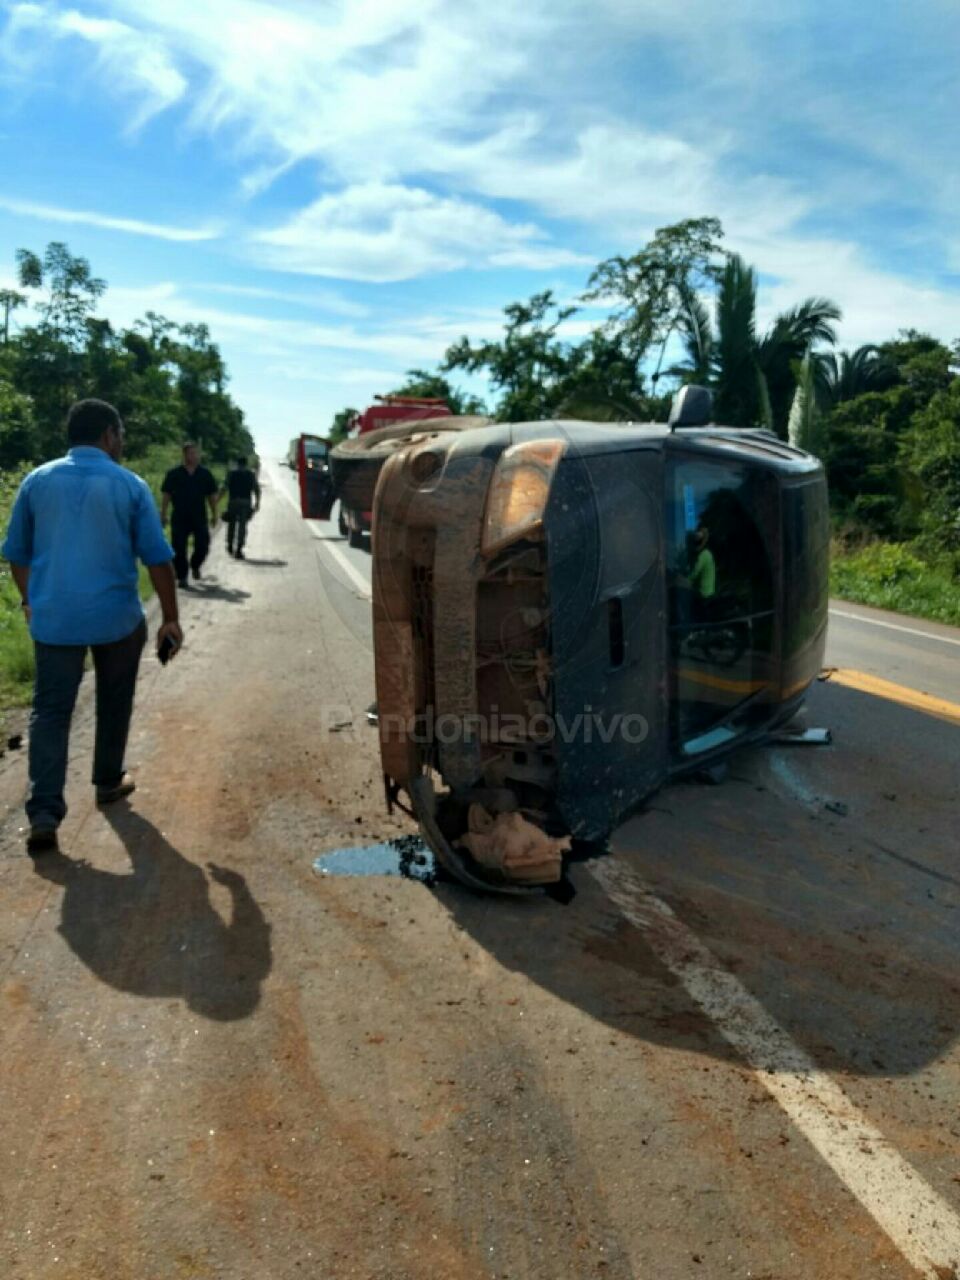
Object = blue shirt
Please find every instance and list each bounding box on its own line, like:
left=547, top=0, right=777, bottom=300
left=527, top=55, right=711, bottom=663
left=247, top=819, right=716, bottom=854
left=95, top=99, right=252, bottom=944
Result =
left=1, top=447, right=173, bottom=646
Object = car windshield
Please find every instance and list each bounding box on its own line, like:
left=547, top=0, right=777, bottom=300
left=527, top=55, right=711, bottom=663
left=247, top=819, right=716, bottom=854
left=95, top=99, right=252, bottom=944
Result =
left=665, top=455, right=778, bottom=755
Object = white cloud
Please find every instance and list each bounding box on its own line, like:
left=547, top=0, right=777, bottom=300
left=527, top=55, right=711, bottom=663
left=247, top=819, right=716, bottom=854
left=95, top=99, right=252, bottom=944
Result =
left=426, top=122, right=809, bottom=247
left=263, top=361, right=404, bottom=387
left=4, top=3, right=186, bottom=128
left=103, top=282, right=449, bottom=365
left=0, top=196, right=220, bottom=242
left=740, top=231, right=960, bottom=350
left=200, top=282, right=369, bottom=318
left=253, top=182, right=588, bottom=282
left=5, top=0, right=959, bottom=381
left=91, top=0, right=542, bottom=177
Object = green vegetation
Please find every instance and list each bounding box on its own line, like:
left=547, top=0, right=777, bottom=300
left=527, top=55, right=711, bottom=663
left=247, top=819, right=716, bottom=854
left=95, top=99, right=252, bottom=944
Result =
left=324, top=217, right=958, bottom=629
left=1, top=241, right=251, bottom=719
left=0, top=466, right=33, bottom=712
left=1, top=241, right=253, bottom=469
left=830, top=542, right=960, bottom=626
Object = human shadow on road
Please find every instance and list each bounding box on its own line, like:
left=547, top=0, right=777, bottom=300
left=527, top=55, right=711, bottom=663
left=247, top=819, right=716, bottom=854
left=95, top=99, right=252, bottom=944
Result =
left=440, top=684, right=960, bottom=1080
left=237, top=557, right=288, bottom=568
left=188, top=582, right=251, bottom=604
left=33, top=806, right=271, bottom=1020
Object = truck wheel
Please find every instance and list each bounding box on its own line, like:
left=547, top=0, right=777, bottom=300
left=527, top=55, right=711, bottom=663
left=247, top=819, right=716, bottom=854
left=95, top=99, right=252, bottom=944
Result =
left=338, top=507, right=348, bottom=536
left=348, top=527, right=364, bottom=549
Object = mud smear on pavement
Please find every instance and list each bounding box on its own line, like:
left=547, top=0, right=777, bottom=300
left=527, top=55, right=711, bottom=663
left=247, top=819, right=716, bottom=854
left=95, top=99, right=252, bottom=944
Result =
left=313, top=834, right=438, bottom=884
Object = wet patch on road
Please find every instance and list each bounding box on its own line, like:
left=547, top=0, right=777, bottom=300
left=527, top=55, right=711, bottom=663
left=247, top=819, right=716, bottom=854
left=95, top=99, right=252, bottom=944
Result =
left=313, top=834, right=438, bottom=884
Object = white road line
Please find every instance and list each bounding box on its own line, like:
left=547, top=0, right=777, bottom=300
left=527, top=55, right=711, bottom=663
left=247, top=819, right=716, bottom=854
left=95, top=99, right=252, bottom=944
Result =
left=829, top=607, right=960, bottom=648
left=591, top=858, right=960, bottom=1280
left=317, top=536, right=373, bottom=599
left=267, top=460, right=373, bottom=599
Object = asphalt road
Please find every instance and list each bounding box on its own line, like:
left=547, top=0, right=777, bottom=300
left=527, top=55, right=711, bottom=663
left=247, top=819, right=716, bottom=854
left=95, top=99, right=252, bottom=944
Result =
left=0, top=459, right=956, bottom=1280
left=271, top=454, right=960, bottom=1276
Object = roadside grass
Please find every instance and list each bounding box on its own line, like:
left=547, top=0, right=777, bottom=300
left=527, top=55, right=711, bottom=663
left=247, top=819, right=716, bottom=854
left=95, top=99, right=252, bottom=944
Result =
left=831, top=541, right=960, bottom=627
left=0, top=446, right=188, bottom=720
left=0, top=465, right=32, bottom=718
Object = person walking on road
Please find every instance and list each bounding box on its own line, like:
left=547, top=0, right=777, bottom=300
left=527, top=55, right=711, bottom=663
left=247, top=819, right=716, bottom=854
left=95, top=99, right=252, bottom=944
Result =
left=1, top=399, right=183, bottom=856
left=221, top=455, right=261, bottom=559
left=161, top=442, right=219, bottom=587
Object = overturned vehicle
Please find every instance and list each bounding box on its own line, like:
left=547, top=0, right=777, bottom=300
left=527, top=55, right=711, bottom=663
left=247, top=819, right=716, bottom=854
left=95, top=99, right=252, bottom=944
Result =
left=303, top=388, right=830, bottom=893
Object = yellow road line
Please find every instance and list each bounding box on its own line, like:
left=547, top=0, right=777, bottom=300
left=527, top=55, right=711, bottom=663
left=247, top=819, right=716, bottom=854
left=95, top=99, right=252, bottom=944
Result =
left=676, top=667, right=768, bottom=695
left=828, top=668, right=960, bottom=726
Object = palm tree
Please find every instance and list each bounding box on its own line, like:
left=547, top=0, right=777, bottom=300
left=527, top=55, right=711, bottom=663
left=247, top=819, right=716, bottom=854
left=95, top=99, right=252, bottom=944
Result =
left=674, top=254, right=841, bottom=438
left=814, top=345, right=898, bottom=407
left=0, top=288, right=26, bottom=344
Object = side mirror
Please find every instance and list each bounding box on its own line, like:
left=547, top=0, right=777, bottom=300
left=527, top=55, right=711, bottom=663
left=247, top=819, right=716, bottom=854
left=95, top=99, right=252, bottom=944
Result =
left=669, top=384, right=713, bottom=429
left=297, top=434, right=335, bottom=520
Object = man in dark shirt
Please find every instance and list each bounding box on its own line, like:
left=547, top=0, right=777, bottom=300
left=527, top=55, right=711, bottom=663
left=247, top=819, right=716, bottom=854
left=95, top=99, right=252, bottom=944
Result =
left=221, top=456, right=261, bottom=559
left=161, top=442, right=219, bottom=587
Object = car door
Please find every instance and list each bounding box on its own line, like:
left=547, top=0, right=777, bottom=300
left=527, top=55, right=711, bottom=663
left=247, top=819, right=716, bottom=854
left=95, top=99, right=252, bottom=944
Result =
left=297, top=434, right=335, bottom=520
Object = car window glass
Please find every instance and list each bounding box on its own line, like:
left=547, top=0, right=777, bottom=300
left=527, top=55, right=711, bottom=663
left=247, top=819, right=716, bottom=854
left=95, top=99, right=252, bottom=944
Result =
left=665, top=457, right=777, bottom=754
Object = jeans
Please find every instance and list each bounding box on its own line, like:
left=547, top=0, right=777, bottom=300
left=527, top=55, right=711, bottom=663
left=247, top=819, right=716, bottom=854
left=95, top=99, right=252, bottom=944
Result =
left=27, top=619, right=147, bottom=829
left=171, top=520, right=210, bottom=581
left=226, top=499, right=252, bottom=555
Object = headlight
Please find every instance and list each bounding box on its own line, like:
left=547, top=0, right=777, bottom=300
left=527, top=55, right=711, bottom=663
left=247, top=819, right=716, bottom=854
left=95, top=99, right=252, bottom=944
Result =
left=481, top=439, right=565, bottom=555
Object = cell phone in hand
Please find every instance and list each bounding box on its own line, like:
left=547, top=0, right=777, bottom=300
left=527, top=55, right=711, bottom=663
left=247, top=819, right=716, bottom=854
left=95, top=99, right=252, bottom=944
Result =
left=158, top=633, right=178, bottom=665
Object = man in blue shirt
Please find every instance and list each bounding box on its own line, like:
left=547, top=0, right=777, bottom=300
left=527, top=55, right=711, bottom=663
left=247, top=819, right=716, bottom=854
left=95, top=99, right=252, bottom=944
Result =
left=2, top=399, right=183, bottom=856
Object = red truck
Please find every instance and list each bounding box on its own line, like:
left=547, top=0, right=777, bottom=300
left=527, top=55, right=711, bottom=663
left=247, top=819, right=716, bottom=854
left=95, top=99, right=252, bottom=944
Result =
left=332, top=396, right=453, bottom=546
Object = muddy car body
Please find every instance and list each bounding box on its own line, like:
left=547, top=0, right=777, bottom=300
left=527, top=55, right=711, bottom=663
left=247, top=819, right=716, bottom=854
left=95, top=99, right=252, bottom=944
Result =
left=368, top=399, right=829, bottom=893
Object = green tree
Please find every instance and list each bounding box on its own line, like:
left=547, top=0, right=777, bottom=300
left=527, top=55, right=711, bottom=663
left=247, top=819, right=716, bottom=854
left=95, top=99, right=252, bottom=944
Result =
left=821, top=387, right=917, bottom=536
left=326, top=408, right=357, bottom=445
left=819, top=334, right=955, bottom=540
left=0, top=378, right=38, bottom=468
left=171, top=322, right=252, bottom=461
left=675, top=253, right=840, bottom=436
left=551, top=330, right=667, bottom=421
left=2, top=245, right=252, bottom=467
left=442, top=290, right=579, bottom=421
left=389, top=369, right=486, bottom=416
left=17, top=243, right=105, bottom=347
left=880, top=330, right=953, bottom=402
left=814, top=345, right=898, bottom=408
left=0, top=289, right=26, bottom=344
left=585, top=217, right=724, bottom=391
left=900, top=376, right=960, bottom=557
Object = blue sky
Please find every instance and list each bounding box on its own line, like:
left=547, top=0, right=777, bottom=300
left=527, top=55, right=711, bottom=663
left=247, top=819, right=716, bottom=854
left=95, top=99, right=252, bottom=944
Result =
left=1, top=0, right=959, bottom=455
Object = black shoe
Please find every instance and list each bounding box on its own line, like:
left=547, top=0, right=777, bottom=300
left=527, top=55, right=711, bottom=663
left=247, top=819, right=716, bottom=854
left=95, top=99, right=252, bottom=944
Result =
left=96, top=773, right=137, bottom=806
left=191, top=566, right=202, bottom=581
left=177, top=578, right=189, bottom=590
left=26, top=826, right=59, bottom=857
left=236, top=550, right=245, bottom=560
left=227, top=545, right=234, bottom=556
